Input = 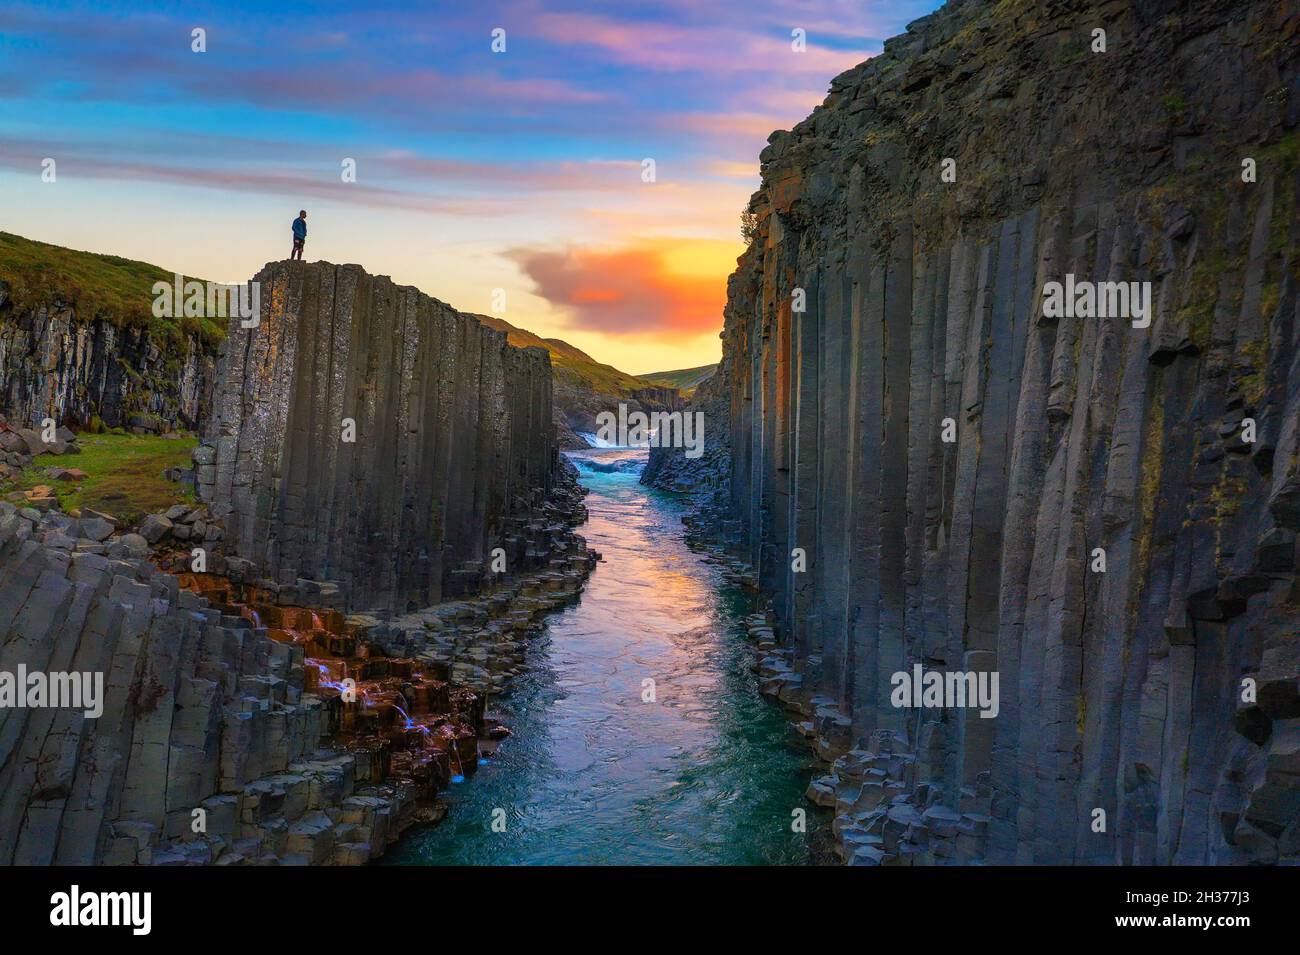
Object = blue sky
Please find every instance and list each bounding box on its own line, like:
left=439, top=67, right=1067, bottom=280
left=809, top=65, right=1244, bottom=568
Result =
left=0, top=0, right=942, bottom=372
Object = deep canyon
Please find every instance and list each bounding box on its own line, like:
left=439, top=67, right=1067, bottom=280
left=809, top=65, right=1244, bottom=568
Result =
left=1, top=0, right=1298, bottom=868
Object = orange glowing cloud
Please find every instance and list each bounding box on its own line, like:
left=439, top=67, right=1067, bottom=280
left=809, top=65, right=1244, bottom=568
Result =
left=509, top=238, right=742, bottom=337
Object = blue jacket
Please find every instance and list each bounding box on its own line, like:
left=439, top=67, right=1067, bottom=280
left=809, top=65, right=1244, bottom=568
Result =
left=292, top=217, right=307, bottom=240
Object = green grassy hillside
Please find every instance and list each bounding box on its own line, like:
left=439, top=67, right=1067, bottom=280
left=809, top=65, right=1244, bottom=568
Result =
left=473, top=313, right=689, bottom=447
left=640, top=363, right=718, bottom=397
left=0, top=231, right=224, bottom=345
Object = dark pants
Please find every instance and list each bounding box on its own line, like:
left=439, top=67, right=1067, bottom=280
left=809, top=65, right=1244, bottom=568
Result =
left=291, top=237, right=304, bottom=260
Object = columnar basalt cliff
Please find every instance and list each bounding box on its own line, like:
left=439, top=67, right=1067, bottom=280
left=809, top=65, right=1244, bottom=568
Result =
left=0, top=257, right=590, bottom=865
left=0, top=504, right=349, bottom=865
left=0, top=491, right=594, bottom=865
left=723, top=0, right=1300, bottom=863
left=0, top=282, right=215, bottom=434
left=196, top=260, right=557, bottom=613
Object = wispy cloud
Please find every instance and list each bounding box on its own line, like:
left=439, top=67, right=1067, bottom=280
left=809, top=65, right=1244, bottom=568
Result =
left=0, top=0, right=941, bottom=371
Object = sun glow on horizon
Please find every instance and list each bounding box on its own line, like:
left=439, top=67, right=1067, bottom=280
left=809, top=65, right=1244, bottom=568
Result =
left=0, top=0, right=943, bottom=374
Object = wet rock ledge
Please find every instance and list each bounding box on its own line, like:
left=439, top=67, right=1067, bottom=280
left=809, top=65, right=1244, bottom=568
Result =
left=0, top=459, right=594, bottom=865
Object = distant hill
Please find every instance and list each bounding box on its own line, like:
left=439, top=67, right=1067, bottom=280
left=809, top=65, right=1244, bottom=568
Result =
left=474, top=314, right=682, bottom=449
left=474, top=314, right=654, bottom=397
left=640, top=363, right=718, bottom=398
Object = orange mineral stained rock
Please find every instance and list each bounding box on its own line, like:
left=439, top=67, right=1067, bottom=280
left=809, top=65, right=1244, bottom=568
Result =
left=177, top=573, right=485, bottom=799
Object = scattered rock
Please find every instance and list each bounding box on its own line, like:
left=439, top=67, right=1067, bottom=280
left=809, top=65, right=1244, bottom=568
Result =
left=118, top=532, right=150, bottom=558
left=138, top=512, right=174, bottom=543
left=80, top=516, right=115, bottom=542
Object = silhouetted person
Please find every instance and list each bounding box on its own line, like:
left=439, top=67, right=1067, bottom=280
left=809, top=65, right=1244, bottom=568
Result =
left=291, top=210, right=307, bottom=260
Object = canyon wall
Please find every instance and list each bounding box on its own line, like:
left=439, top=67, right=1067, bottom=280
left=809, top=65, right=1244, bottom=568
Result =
left=0, top=503, right=389, bottom=865
left=725, top=0, right=1300, bottom=863
left=0, top=282, right=215, bottom=433
left=642, top=358, right=732, bottom=495
left=196, top=261, right=556, bottom=613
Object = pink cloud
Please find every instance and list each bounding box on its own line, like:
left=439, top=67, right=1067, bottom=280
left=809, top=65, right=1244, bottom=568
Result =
left=509, top=240, right=735, bottom=337
left=528, top=10, right=870, bottom=77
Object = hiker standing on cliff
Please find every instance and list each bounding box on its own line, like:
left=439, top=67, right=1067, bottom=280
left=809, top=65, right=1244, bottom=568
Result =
left=291, top=210, right=307, bottom=260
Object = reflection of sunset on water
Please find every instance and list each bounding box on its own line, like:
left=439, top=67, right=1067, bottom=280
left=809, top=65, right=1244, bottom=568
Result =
left=386, top=447, right=831, bottom=865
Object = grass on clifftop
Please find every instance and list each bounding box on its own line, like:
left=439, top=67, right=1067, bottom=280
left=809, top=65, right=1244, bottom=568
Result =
left=640, top=363, right=718, bottom=397
left=2, top=431, right=197, bottom=524
left=0, top=232, right=225, bottom=346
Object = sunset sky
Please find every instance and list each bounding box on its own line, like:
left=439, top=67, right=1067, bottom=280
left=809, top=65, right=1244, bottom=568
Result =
left=0, top=0, right=940, bottom=375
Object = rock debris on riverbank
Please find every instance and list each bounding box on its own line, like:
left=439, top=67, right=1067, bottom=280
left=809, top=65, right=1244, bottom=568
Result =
left=0, top=455, right=595, bottom=865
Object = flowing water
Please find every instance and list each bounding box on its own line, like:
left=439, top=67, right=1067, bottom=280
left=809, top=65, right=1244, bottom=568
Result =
left=385, top=447, right=830, bottom=865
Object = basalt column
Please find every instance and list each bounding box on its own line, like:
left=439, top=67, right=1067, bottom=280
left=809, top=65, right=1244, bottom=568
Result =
left=196, top=261, right=554, bottom=612
left=723, top=0, right=1300, bottom=864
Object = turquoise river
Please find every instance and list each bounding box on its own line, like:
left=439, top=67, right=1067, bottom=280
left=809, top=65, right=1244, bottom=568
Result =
left=384, top=447, right=831, bottom=865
